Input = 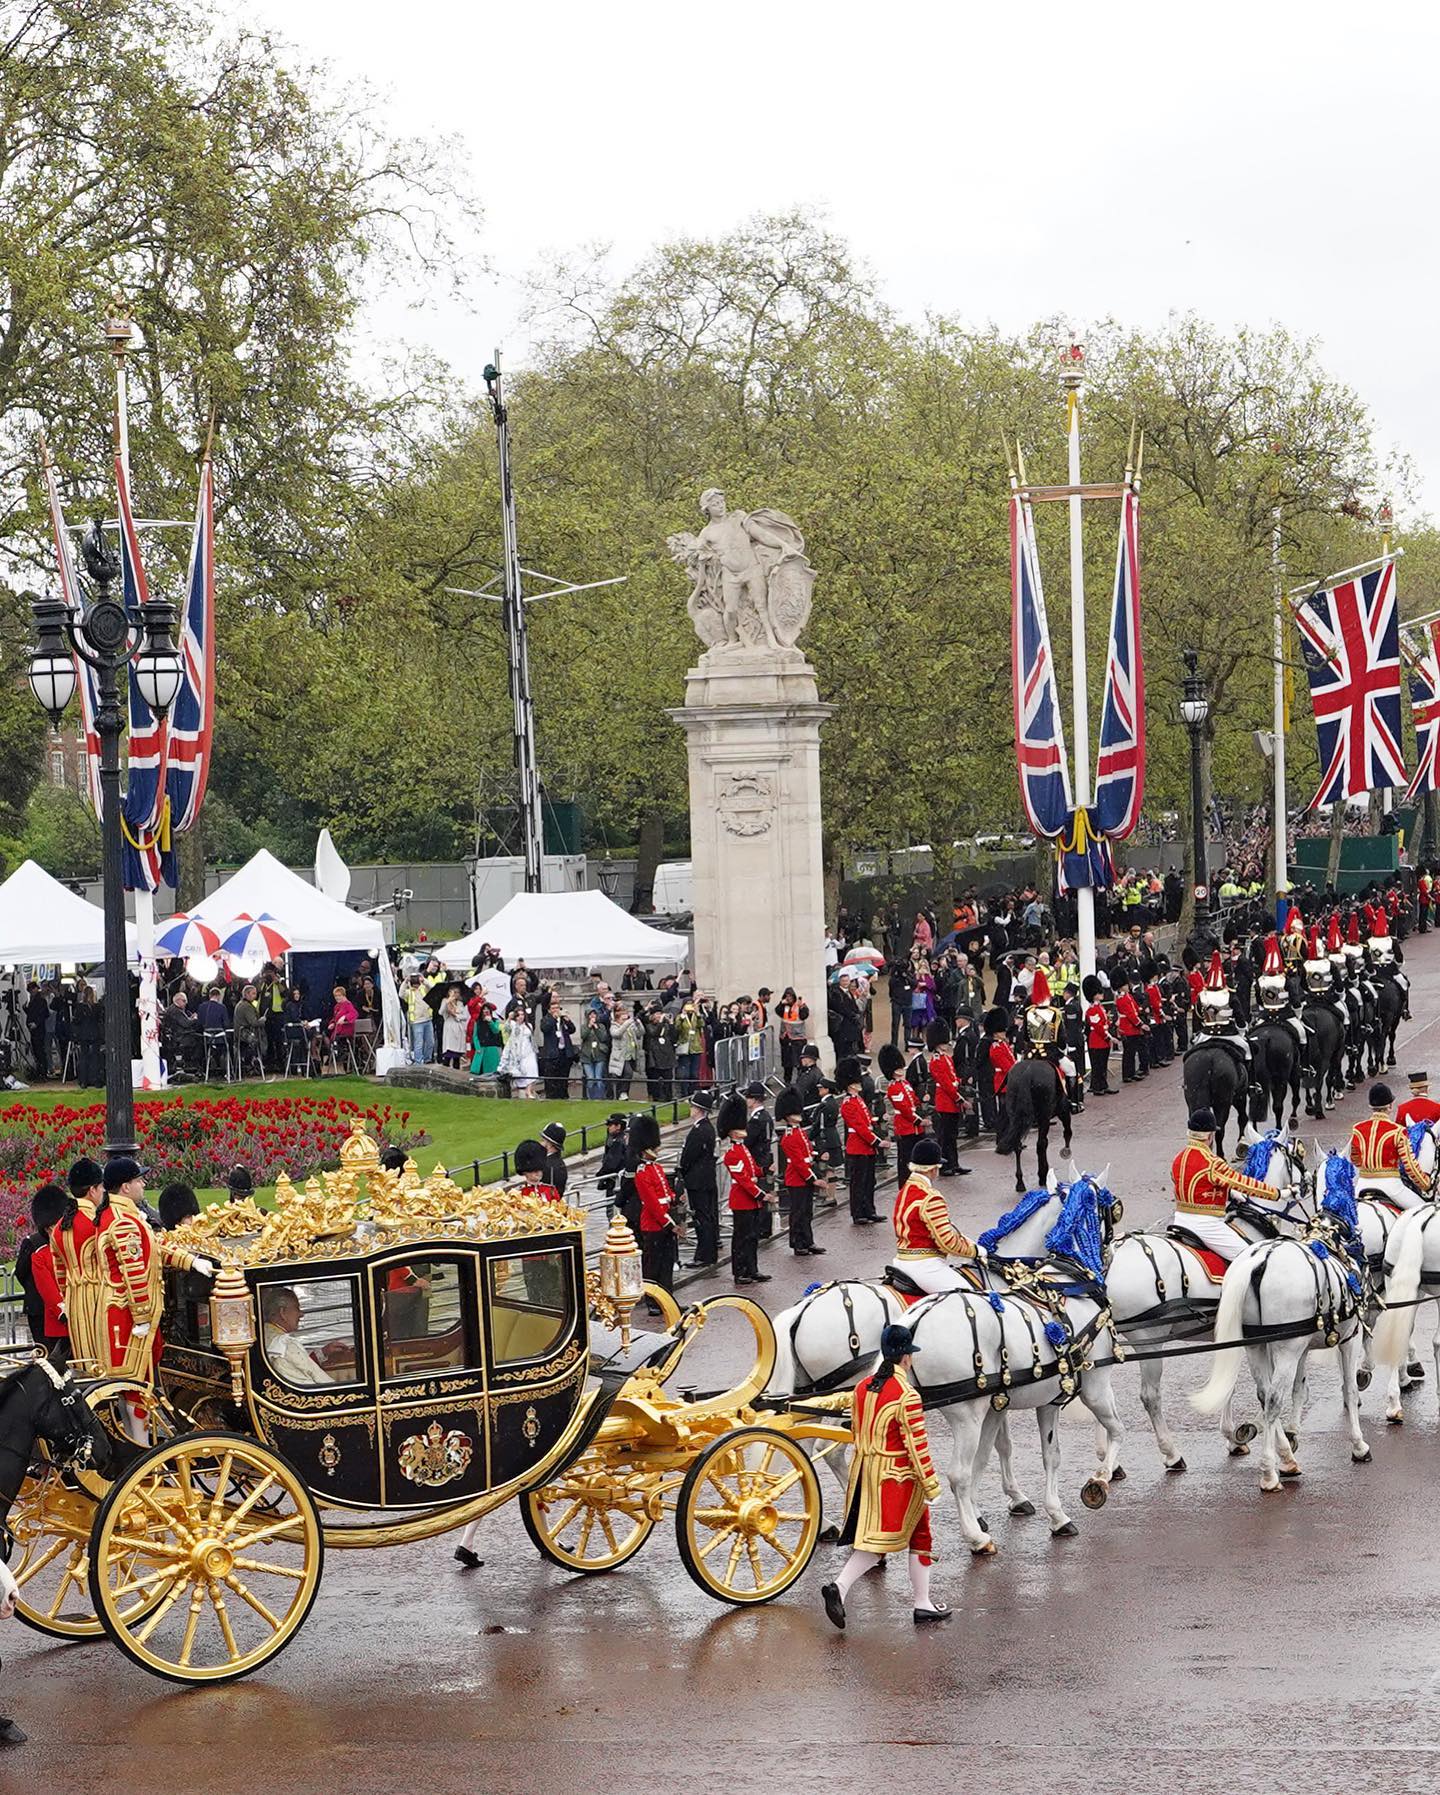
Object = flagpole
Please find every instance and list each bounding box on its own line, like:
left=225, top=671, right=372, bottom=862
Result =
left=1061, top=342, right=1096, bottom=981
left=1271, top=499, right=1288, bottom=919
left=103, top=297, right=162, bottom=1092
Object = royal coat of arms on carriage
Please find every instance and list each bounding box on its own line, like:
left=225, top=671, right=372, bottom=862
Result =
left=398, top=1420, right=475, bottom=1487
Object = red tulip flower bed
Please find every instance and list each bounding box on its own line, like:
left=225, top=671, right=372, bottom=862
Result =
left=0, top=1095, right=428, bottom=1256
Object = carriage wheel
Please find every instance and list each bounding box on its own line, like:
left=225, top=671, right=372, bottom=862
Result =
left=522, top=1446, right=659, bottom=1572
left=676, top=1426, right=821, bottom=1606
left=87, top=1431, right=323, bottom=1684
left=11, top=1378, right=173, bottom=1640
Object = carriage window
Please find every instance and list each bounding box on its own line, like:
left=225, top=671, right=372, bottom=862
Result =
left=489, top=1251, right=573, bottom=1366
left=377, top=1258, right=478, bottom=1380
left=259, top=1277, right=360, bottom=1389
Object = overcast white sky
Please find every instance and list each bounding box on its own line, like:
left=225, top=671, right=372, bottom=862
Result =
left=241, top=0, right=1440, bottom=511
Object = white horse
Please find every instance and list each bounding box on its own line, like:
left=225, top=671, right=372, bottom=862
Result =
left=770, top=1182, right=1127, bottom=1554
left=1372, top=1202, right=1440, bottom=1401
left=1192, top=1231, right=1368, bottom=1490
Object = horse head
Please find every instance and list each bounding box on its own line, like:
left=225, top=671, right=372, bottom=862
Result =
left=0, top=1360, right=112, bottom=1519
left=1042, top=1169, right=1117, bottom=1277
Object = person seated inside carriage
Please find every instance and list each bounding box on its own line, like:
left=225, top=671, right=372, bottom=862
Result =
left=261, top=1285, right=335, bottom=1386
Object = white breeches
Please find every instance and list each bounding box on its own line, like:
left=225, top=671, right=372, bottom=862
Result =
left=1171, top=1211, right=1248, bottom=1260
left=1353, top=1173, right=1422, bottom=1210
left=898, top=1258, right=972, bottom=1294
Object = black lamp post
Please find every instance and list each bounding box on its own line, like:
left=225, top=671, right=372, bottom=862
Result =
left=1180, top=647, right=1211, bottom=933
left=27, top=519, right=182, bottom=1158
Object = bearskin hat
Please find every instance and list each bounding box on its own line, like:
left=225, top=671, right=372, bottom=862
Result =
left=876, top=1043, right=906, bottom=1077
left=629, top=1114, right=662, bottom=1154
left=514, top=1139, right=547, bottom=1176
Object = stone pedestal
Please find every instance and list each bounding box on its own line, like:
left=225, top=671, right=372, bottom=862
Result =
left=668, top=648, right=832, bottom=1042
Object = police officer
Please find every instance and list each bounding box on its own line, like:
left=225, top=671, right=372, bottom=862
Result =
left=677, top=1091, right=719, bottom=1267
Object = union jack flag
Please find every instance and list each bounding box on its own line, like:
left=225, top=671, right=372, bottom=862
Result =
left=39, top=438, right=103, bottom=813
left=164, top=454, right=215, bottom=836
left=116, top=455, right=173, bottom=891
left=1010, top=490, right=1072, bottom=838
left=1293, top=559, right=1406, bottom=808
left=1403, top=618, right=1440, bottom=802
left=1092, top=486, right=1145, bottom=839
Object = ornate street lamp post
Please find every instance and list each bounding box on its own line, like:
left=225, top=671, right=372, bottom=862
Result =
left=1179, top=647, right=1212, bottom=933
left=26, top=521, right=182, bottom=1157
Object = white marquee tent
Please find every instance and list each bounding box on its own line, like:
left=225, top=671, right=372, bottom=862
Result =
left=195, top=849, right=381, bottom=955
left=0, top=860, right=138, bottom=966
left=438, top=890, right=688, bottom=973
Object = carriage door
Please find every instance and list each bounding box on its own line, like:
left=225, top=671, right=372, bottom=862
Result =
left=484, top=1243, right=586, bottom=1491
left=373, top=1253, right=490, bottom=1507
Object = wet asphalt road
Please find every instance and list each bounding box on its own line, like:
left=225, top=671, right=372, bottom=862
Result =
left=12, top=937, right=1440, bottom=1794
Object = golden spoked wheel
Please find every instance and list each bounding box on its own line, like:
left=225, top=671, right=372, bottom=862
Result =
left=521, top=1446, right=659, bottom=1572
left=87, top=1431, right=323, bottom=1684
left=676, top=1426, right=821, bottom=1606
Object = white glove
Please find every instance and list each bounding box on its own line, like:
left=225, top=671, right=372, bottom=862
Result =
left=194, top=1257, right=217, bottom=1278
left=132, top=1324, right=151, bottom=1339
left=975, top=1244, right=989, bottom=1265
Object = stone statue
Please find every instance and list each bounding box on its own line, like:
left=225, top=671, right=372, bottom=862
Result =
left=668, top=488, right=815, bottom=654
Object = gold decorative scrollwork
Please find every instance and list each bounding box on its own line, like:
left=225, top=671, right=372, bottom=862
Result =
left=259, top=1378, right=360, bottom=1412
left=255, top=1407, right=377, bottom=1443
left=381, top=1401, right=486, bottom=1443
left=492, top=1340, right=582, bottom=1386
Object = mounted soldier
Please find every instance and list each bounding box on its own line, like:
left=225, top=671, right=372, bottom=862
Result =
left=1298, top=923, right=1347, bottom=1116
left=888, top=1138, right=984, bottom=1295
left=1248, top=932, right=1305, bottom=1134
left=1182, top=952, right=1250, bottom=1154
left=1348, top=1081, right=1430, bottom=1210
left=1169, top=1107, right=1281, bottom=1264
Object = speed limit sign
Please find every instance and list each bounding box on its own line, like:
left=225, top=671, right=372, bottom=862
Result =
left=1194, top=883, right=1208, bottom=901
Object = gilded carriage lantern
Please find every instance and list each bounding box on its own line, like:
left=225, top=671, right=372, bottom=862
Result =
left=208, top=1262, right=256, bottom=1402
left=598, top=1219, right=645, bottom=1347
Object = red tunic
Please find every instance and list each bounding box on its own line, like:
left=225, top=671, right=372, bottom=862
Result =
left=780, top=1124, right=814, bottom=1187
left=888, top=1076, right=922, bottom=1135
left=1171, top=1142, right=1273, bottom=1213
left=841, top=1092, right=876, bottom=1156
left=95, top=1198, right=160, bottom=1374
left=30, top=1242, right=65, bottom=1341
left=892, top=1174, right=976, bottom=1258
left=1084, top=1002, right=1112, bottom=1050
left=1145, top=983, right=1164, bottom=1024
left=723, top=1140, right=763, bottom=1211
left=928, top=1054, right=961, bottom=1116
left=842, top=1372, right=940, bottom=1560
left=1396, top=1096, right=1440, bottom=1128
left=1348, top=1115, right=1426, bottom=1184
left=1186, top=968, right=1204, bottom=1005
left=988, top=1038, right=1016, bottom=1094
left=635, top=1159, right=676, bottom=1233
left=1115, top=992, right=1146, bottom=1038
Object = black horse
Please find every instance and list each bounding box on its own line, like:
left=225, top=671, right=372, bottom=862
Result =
left=1299, top=998, right=1346, bottom=1116
left=1248, top=1020, right=1302, bottom=1133
left=1372, top=975, right=1403, bottom=1073
left=0, top=1358, right=113, bottom=1746
left=1182, top=1042, right=1248, bottom=1156
left=996, top=1053, right=1072, bottom=1194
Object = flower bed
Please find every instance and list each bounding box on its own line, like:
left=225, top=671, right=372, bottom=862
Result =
left=0, top=1095, right=429, bottom=1257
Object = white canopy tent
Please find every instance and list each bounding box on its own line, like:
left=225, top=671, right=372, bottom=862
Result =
left=194, top=849, right=404, bottom=1059
left=0, top=860, right=138, bottom=966
left=438, top=890, right=688, bottom=973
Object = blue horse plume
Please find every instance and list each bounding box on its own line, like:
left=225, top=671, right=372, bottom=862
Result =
left=1043, top=1174, right=1115, bottom=1280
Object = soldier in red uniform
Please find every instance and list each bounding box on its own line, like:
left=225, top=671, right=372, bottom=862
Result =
left=820, top=1322, right=950, bottom=1629
left=630, top=1114, right=683, bottom=1308
left=838, top=1057, right=880, bottom=1225
left=982, top=1009, right=1015, bottom=1136
left=1170, top=1108, right=1280, bottom=1260
left=1115, top=979, right=1148, bottom=1084
left=891, top=1139, right=982, bottom=1293
left=776, top=1087, right=824, bottom=1256
left=1082, top=974, right=1114, bottom=1095
left=720, top=1094, right=769, bottom=1284
left=1348, top=1082, right=1430, bottom=1208
left=922, top=1023, right=967, bottom=1179
left=1396, top=1071, right=1440, bottom=1129
left=877, top=1043, right=922, bottom=1187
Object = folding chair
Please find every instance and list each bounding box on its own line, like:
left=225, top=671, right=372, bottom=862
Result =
left=352, top=1017, right=377, bottom=1073
left=202, top=1029, right=232, bottom=1084
left=283, top=1023, right=311, bottom=1079
left=328, top=1033, right=360, bottom=1076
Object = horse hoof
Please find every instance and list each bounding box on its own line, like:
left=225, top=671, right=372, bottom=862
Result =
left=1110, top=1465, right=1127, bottom=1483
left=818, top=1525, right=839, bottom=1544
left=1051, top=1521, right=1079, bottom=1538
left=1228, top=1443, right=1250, bottom=1457
left=1279, top=1466, right=1302, bottom=1480
left=971, top=1539, right=998, bottom=1556
left=1234, top=1421, right=1258, bottom=1445
left=1284, top=1429, right=1299, bottom=1451
left=1407, top=1362, right=1426, bottom=1381
left=1261, top=1480, right=1283, bottom=1494
left=1356, top=1368, right=1372, bottom=1392
left=1166, top=1457, right=1187, bottom=1474
left=1008, top=1499, right=1036, bottom=1517
left=1387, top=1412, right=1404, bottom=1426
left=1080, top=1479, right=1108, bottom=1510
left=1352, top=1447, right=1373, bottom=1464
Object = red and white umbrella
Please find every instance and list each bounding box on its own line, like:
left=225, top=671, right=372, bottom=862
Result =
left=155, top=913, right=222, bottom=958
left=219, top=912, right=292, bottom=961
left=843, top=944, right=885, bottom=970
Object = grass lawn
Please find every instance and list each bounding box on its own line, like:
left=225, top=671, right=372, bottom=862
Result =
left=15, top=1078, right=622, bottom=1205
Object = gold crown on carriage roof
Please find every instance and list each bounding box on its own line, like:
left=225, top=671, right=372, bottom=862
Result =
left=168, top=1121, right=585, bottom=1268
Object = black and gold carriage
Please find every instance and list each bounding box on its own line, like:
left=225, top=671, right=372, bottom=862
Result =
left=7, top=1127, right=844, bottom=1683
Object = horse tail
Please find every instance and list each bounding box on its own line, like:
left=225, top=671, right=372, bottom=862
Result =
left=1191, top=1253, right=1251, bottom=1415
left=1374, top=1209, right=1429, bottom=1369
